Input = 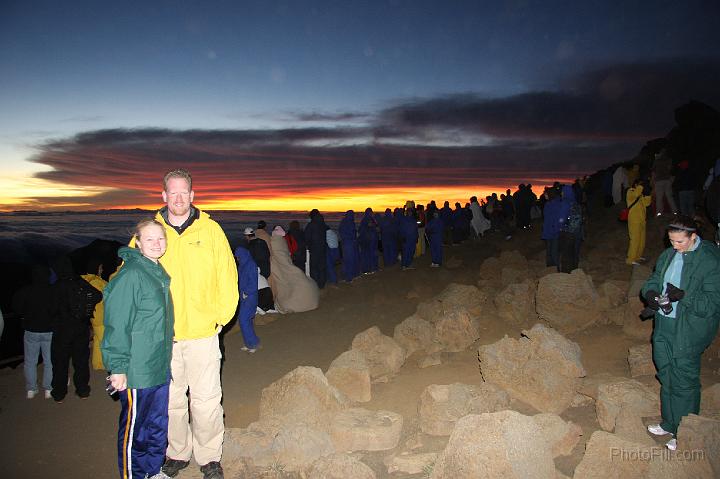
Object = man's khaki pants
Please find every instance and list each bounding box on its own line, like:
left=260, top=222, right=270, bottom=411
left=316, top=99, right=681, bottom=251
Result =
left=166, top=335, right=224, bottom=466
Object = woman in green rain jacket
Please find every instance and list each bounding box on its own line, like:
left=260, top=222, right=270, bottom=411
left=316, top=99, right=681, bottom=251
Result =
left=641, top=215, right=720, bottom=451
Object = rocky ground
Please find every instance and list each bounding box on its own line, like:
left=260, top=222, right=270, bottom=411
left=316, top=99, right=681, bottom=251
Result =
left=1, top=204, right=719, bottom=478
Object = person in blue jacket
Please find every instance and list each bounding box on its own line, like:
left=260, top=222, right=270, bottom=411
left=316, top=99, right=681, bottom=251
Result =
left=358, top=208, right=379, bottom=274
left=339, top=210, right=360, bottom=282
left=233, top=245, right=260, bottom=352
left=304, top=209, right=328, bottom=288
left=425, top=211, right=444, bottom=267
left=399, top=207, right=419, bottom=270
left=326, top=227, right=340, bottom=284
left=379, top=208, right=399, bottom=267
left=541, top=188, right=563, bottom=269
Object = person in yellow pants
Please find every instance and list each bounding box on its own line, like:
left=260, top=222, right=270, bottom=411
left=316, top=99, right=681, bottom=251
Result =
left=626, top=179, right=652, bottom=265
left=82, top=260, right=107, bottom=370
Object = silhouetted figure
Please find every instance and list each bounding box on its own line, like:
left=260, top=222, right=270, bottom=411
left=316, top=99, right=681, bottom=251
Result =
left=49, top=256, right=102, bottom=402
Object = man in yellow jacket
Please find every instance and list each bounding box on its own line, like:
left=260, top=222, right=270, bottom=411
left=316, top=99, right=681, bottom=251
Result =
left=149, top=169, right=238, bottom=479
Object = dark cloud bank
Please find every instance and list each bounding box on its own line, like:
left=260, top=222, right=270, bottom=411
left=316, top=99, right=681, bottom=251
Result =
left=26, top=59, right=720, bottom=209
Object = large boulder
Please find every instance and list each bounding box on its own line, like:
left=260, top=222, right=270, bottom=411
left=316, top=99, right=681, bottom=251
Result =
left=627, top=344, right=656, bottom=377
left=494, top=279, right=538, bottom=326
left=595, top=378, right=660, bottom=445
left=259, top=366, right=349, bottom=431
left=433, top=308, right=481, bottom=352
left=479, top=256, right=502, bottom=279
left=501, top=266, right=531, bottom=287
left=535, top=269, right=602, bottom=333
left=393, top=314, right=435, bottom=356
left=532, top=413, right=582, bottom=458
left=418, top=382, right=510, bottom=436
left=416, top=283, right=487, bottom=320
left=325, top=350, right=372, bottom=403
left=701, top=383, right=720, bottom=417
left=224, top=423, right=277, bottom=467
left=597, top=280, right=629, bottom=312
left=307, top=453, right=376, bottom=479
left=329, top=408, right=403, bottom=452
left=269, top=424, right=335, bottom=472
left=677, top=414, right=720, bottom=477
left=351, top=326, right=406, bottom=379
left=574, top=430, right=714, bottom=479
left=430, top=411, right=556, bottom=479
left=477, top=324, right=586, bottom=414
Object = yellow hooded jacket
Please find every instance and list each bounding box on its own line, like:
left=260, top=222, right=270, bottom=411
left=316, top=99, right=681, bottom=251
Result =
left=132, top=209, right=239, bottom=340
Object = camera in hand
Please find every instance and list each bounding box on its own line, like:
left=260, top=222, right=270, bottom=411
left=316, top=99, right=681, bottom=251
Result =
left=656, top=293, right=673, bottom=315
left=105, top=377, right=117, bottom=396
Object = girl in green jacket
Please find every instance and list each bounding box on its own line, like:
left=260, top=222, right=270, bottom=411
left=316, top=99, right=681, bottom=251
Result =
left=102, top=219, right=173, bottom=479
left=641, top=215, right=720, bottom=451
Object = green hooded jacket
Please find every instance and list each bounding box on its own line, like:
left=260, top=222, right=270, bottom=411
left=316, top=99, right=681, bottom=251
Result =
left=101, top=246, right=173, bottom=389
left=642, top=240, right=720, bottom=358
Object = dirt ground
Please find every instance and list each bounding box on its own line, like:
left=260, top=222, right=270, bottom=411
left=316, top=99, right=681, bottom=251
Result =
left=1, top=206, right=718, bottom=479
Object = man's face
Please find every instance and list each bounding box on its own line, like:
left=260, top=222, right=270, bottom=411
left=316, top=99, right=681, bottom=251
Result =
left=162, top=177, right=194, bottom=218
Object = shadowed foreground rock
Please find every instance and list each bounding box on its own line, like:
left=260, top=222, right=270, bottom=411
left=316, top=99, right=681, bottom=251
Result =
left=307, top=453, right=376, bottom=479
left=573, top=430, right=714, bottom=479
left=677, top=414, right=720, bottom=477
left=595, top=378, right=659, bottom=445
left=477, top=323, right=586, bottom=414
left=430, top=410, right=557, bottom=479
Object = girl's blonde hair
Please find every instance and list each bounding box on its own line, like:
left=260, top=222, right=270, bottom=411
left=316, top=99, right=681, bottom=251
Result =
left=134, top=218, right=166, bottom=241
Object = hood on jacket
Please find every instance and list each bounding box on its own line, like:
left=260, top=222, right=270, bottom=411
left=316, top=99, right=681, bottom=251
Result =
left=52, top=256, right=75, bottom=279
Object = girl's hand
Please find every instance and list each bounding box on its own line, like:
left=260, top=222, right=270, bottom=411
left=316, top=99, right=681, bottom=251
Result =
left=109, top=373, right=128, bottom=391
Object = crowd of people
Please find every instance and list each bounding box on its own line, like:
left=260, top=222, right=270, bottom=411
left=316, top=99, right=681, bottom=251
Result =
left=10, top=155, right=720, bottom=477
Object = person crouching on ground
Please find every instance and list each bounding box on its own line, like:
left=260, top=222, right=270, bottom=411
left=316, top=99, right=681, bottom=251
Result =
left=102, top=219, right=173, bottom=479
left=641, top=216, right=720, bottom=451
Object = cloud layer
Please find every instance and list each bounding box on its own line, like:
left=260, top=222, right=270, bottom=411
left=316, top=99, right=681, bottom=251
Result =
left=18, top=58, right=720, bottom=210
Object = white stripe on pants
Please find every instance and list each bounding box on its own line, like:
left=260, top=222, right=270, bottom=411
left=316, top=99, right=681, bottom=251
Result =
left=166, top=335, right=224, bottom=465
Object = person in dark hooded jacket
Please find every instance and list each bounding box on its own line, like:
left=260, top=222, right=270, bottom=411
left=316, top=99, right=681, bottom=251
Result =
left=358, top=208, right=379, bottom=274
left=399, top=207, right=419, bottom=270
left=49, top=256, right=102, bottom=402
left=233, top=246, right=261, bottom=352
left=558, top=184, right=584, bottom=273
left=541, top=189, right=563, bottom=269
left=13, top=264, right=54, bottom=399
left=339, top=210, right=360, bottom=282
left=304, top=209, right=328, bottom=288
left=425, top=211, right=444, bottom=267
left=379, top=208, right=399, bottom=267
left=286, top=220, right=307, bottom=272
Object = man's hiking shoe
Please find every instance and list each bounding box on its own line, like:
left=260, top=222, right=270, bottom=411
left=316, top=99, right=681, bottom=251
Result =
left=200, top=461, right=224, bottom=479
left=161, top=458, right=190, bottom=477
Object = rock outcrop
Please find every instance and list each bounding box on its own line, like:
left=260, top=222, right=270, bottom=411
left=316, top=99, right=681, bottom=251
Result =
left=536, top=270, right=602, bottom=333
left=325, top=350, right=372, bottom=403
left=478, top=324, right=586, bottom=414
left=431, top=411, right=556, bottom=479
left=418, top=382, right=510, bottom=436
left=351, top=326, right=406, bottom=379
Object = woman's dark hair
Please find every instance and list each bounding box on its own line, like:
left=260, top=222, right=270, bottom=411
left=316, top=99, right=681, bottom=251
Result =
left=667, top=215, right=700, bottom=236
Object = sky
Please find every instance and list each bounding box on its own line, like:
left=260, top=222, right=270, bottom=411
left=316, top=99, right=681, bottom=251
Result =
left=1, top=0, right=719, bottom=212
